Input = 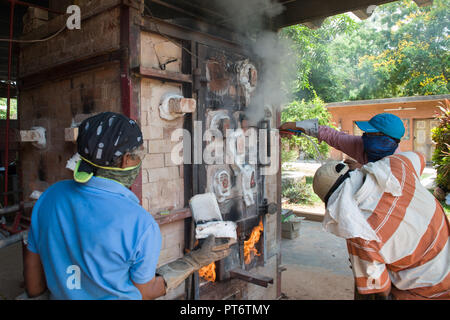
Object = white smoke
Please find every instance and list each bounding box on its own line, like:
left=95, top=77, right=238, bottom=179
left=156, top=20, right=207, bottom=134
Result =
left=212, top=0, right=296, bottom=125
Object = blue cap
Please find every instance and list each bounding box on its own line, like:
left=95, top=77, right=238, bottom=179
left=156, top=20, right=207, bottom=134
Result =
left=355, top=113, right=405, bottom=140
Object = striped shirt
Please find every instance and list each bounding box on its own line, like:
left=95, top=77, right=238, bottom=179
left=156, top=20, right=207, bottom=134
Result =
left=346, top=151, right=450, bottom=300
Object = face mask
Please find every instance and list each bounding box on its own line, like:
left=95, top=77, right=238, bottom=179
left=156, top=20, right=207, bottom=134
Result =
left=362, top=134, right=398, bottom=163
left=96, top=162, right=142, bottom=188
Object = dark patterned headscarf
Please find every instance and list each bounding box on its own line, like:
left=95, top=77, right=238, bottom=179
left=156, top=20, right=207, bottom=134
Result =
left=74, top=112, right=143, bottom=183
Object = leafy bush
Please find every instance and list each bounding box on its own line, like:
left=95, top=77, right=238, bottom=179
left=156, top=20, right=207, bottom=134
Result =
left=281, top=179, right=315, bottom=205
left=281, top=96, right=334, bottom=160
left=281, top=148, right=299, bottom=163
left=431, top=99, right=450, bottom=192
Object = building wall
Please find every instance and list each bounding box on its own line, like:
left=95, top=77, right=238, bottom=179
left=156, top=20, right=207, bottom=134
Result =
left=16, top=2, right=280, bottom=300
left=19, top=64, right=122, bottom=199
left=326, top=97, right=448, bottom=162
left=19, top=6, right=121, bottom=77
left=140, top=31, right=186, bottom=270
left=18, top=3, right=122, bottom=200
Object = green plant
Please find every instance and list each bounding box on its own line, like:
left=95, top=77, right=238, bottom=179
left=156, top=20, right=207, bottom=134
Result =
left=281, top=0, right=449, bottom=103
left=281, top=148, right=299, bottom=163
left=431, top=99, right=450, bottom=192
left=281, top=178, right=319, bottom=205
left=281, top=96, right=333, bottom=160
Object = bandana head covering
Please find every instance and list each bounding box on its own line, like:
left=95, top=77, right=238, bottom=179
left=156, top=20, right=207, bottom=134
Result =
left=74, top=112, right=143, bottom=183
left=362, top=133, right=398, bottom=163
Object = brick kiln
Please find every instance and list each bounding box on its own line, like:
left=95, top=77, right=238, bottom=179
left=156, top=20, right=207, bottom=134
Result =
left=13, top=0, right=283, bottom=300
left=0, top=0, right=410, bottom=301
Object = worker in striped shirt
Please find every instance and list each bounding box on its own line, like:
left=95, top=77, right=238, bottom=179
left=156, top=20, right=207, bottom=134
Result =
left=313, top=151, right=450, bottom=300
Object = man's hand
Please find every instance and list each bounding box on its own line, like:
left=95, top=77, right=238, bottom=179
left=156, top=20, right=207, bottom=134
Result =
left=279, top=122, right=303, bottom=139
left=185, top=236, right=235, bottom=267
left=344, top=158, right=362, bottom=170
left=156, top=235, right=234, bottom=291
left=279, top=119, right=319, bottom=138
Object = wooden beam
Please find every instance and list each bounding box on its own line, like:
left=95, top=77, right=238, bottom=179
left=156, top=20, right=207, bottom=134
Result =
left=274, top=0, right=397, bottom=29
left=154, top=207, right=192, bottom=226
left=18, top=49, right=122, bottom=90
left=134, top=65, right=193, bottom=84
left=138, top=15, right=246, bottom=54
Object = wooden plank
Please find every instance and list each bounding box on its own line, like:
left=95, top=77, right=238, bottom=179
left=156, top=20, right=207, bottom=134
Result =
left=138, top=15, right=247, bottom=54
left=154, top=207, right=192, bottom=226
left=134, top=65, right=193, bottom=84
left=18, top=50, right=122, bottom=90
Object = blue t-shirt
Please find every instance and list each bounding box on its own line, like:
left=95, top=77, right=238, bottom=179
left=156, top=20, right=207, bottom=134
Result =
left=27, top=177, right=162, bottom=300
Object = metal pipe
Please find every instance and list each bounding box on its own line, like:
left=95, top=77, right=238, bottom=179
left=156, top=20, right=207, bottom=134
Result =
left=0, top=230, right=27, bottom=249
left=229, top=268, right=273, bottom=287
left=0, top=201, right=36, bottom=216
left=4, top=0, right=15, bottom=207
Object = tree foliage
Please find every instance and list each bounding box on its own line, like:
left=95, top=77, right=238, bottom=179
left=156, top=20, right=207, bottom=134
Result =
left=281, top=97, right=333, bottom=159
left=281, top=0, right=449, bottom=103
left=432, top=99, right=450, bottom=192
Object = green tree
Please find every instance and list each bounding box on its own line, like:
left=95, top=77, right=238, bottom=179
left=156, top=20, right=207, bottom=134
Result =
left=281, top=0, right=449, bottom=103
left=281, top=96, right=333, bottom=160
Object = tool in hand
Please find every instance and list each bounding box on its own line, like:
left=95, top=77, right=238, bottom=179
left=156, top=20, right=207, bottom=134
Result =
left=279, top=129, right=304, bottom=137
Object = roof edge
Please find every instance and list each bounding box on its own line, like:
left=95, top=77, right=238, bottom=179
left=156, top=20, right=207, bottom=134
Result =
left=326, top=94, right=450, bottom=108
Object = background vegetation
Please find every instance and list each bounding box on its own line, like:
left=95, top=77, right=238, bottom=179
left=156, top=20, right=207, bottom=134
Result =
left=0, top=98, right=17, bottom=120
left=279, top=0, right=449, bottom=206
left=281, top=0, right=449, bottom=104
left=431, top=100, right=450, bottom=192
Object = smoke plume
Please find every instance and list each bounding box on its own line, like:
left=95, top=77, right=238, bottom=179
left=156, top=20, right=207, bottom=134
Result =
left=212, top=0, right=296, bottom=125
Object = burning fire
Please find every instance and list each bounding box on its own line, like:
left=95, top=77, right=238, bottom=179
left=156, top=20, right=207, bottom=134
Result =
left=244, top=219, right=264, bottom=265
left=199, top=262, right=216, bottom=282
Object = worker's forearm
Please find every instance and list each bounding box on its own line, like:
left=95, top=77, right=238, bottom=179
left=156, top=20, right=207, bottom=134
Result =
left=24, top=249, right=47, bottom=297
left=318, top=126, right=367, bottom=164
left=137, top=276, right=166, bottom=300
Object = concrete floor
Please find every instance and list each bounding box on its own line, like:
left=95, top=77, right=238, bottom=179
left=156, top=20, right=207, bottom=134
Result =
left=281, top=220, right=354, bottom=300
left=0, top=242, right=24, bottom=300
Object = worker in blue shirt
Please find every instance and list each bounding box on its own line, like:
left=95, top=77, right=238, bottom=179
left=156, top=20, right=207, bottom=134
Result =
left=23, top=112, right=231, bottom=300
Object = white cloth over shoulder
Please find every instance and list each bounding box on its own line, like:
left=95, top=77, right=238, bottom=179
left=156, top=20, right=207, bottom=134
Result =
left=361, top=157, right=402, bottom=197
left=323, top=170, right=380, bottom=242
left=323, top=158, right=402, bottom=242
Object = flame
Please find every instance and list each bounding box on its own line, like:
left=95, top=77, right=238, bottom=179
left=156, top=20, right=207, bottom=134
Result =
left=199, top=262, right=216, bottom=282
left=244, top=219, right=264, bottom=265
